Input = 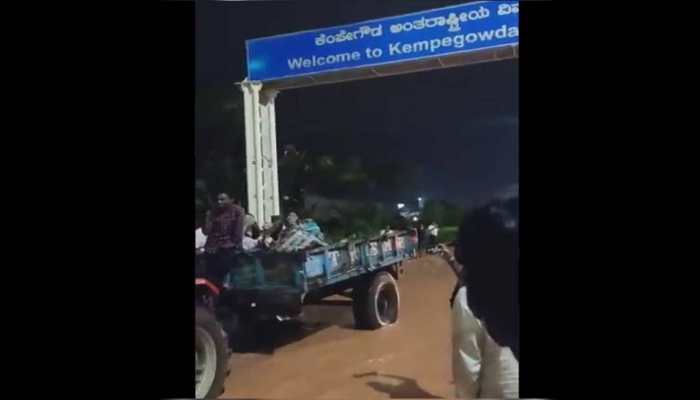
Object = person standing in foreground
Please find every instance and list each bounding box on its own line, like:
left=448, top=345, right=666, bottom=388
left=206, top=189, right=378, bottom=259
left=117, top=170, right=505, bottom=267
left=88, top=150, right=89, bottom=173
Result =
left=436, top=195, right=519, bottom=398
left=201, top=192, right=245, bottom=286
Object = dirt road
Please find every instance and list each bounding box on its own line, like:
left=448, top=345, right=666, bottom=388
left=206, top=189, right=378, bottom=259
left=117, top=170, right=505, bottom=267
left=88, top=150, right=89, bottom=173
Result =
left=222, top=255, right=458, bottom=399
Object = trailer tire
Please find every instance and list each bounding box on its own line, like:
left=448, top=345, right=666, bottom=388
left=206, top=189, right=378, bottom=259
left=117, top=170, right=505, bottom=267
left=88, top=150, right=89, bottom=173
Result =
left=196, top=306, right=229, bottom=399
left=354, top=272, right=400, bottom=330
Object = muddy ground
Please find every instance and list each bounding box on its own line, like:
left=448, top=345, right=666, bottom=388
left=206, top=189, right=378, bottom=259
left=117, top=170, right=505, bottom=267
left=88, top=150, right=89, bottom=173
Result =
left=222, top=255, right=458, bottom=399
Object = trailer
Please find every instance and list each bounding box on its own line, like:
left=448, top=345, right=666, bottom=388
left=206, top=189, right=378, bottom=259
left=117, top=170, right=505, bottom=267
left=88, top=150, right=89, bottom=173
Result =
left=195, top=229, right=418, bottom=398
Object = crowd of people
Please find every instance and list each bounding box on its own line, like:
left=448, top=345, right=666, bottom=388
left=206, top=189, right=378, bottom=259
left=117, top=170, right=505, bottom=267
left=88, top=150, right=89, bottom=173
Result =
left=194, top=192, right=448, bottom=259
left=194, top=192, right=328, bottom=257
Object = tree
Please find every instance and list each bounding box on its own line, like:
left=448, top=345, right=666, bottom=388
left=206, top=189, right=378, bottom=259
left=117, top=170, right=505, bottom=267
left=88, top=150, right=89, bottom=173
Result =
left=278, top=145, right=310, bottom=214
left=422, top=200, right=446, bottom=226
left=443, top=201, right=466, bottom=227
left=195, top=85, right=246, bottom=208
left=421, top=199, right=465, bottom=226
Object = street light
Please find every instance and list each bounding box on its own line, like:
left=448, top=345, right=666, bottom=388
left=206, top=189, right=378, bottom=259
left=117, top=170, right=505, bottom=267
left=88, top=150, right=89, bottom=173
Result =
left=397, top=203, right=405, bottom=210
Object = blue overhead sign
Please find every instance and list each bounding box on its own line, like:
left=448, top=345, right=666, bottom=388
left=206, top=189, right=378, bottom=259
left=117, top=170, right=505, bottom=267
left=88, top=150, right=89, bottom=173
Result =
left=246, top=1, right=518, bottom=82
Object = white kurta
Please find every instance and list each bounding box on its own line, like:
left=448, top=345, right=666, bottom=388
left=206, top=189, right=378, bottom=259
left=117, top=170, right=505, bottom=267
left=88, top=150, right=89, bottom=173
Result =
left=451, top=286, right=519, bottom=398
left=195, top=228, right=207, bottom=249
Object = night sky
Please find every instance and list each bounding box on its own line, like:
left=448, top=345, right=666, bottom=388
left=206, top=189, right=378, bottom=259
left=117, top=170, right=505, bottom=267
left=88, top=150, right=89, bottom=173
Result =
left=197, top=0, right=518, bottom=207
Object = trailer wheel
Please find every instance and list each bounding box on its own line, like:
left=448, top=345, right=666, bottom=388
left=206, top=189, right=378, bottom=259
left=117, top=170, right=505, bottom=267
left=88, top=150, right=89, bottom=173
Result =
left=196, top=306, right=229, bottom=399
left=353, top=272, right=400, bottom=330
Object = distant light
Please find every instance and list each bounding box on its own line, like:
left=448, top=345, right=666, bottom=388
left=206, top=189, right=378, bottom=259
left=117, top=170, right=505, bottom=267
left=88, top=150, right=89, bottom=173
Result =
left=412, top=216, right=418, bottom=221
left=397, top=203, right=405, bottom=210
left=417, top=197, right=422, bottom=201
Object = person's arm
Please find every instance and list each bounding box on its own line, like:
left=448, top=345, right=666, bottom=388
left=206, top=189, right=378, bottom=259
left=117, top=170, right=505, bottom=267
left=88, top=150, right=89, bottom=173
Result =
left=201, top=211, right=214, bottom=235
left=231, top=207, right=245, bottom=249
left=436, top=244, right=463, bottom=279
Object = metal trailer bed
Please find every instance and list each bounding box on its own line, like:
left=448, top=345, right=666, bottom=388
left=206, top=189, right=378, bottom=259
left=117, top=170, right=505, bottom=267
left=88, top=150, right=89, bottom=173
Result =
left=215, top=230, right=418, bottom=322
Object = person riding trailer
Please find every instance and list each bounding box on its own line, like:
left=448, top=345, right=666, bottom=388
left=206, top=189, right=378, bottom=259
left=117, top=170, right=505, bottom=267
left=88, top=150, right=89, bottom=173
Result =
left=201, top=192, right=245, bottom=286
left=272, top=211, right=327, bottom=252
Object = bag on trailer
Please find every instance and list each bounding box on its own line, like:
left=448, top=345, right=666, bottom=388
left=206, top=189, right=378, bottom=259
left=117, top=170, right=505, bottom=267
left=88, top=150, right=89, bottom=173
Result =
left=300, top=219, right=324, bottom=240
left=272, top=226, right=328, bottom=252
